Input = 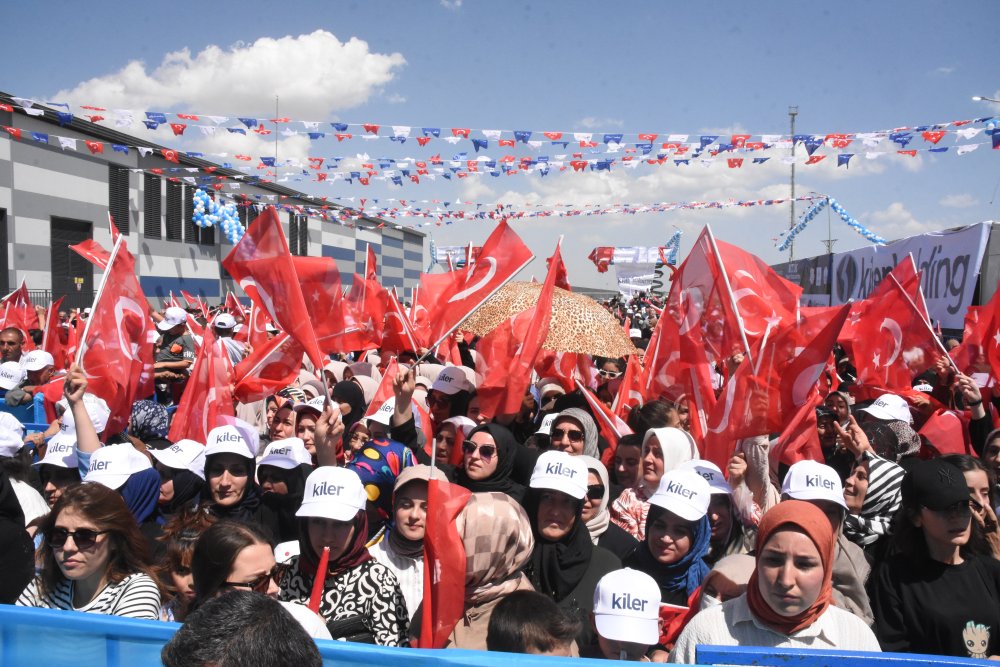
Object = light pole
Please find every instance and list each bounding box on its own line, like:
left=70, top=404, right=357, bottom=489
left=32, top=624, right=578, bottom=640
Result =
left=788, top=106, right=798, bottom=262
left=972, top=95, right=1000, bottom=104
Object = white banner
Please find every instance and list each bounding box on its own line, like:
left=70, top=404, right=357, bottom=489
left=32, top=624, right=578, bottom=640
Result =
left=829, top=222, right=990, bottom=329
left=615, top=263, right=669, bottom=297
left=613, top=246, right=663, bottom=265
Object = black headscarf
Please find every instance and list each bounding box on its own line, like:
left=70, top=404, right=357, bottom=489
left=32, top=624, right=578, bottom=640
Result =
left=332, top=380, right=367, bottom=432
left=524, top=488, right=593, bottom=602
left=158, top=469, right=203, bottom=519
left=202, top=453, right=263, bottom=523
left=260, top=462, right=312, bottom=542
left=454, top=423, right=525, bottom=503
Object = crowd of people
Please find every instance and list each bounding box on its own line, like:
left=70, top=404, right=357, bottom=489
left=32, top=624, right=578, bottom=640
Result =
left=1, top=288, right=999, bottom=665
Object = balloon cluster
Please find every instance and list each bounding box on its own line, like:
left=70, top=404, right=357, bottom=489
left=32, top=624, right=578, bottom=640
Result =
left=777, top=198, right=829, bottom=251
left=663, top=230, right=682, bottom=265
left=191, top=188, right=244, bottom=244
left=828, top=197, right=887, bottom=245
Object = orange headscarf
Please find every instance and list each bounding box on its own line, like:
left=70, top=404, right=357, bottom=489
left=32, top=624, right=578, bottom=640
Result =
left=746, top=500, right=835, bottom=636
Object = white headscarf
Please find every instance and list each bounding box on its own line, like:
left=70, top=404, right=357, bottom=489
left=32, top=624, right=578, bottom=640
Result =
left=579, top=455, right=610, bottom=543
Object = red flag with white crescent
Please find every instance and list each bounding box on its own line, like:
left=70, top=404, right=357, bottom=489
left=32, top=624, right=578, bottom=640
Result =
left=167, top=328, right=235, bottom=444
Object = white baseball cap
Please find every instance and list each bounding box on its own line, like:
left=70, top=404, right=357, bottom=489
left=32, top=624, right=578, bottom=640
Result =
left=213, top=313, right=237, bottom=330
left=431, top=368, right=472, bottom=395
left=649, top=469, right=711, bottom=521
left=0, top=361, right=24, bottom=390
left=367, top=398, right=395, bottom=427
left=296, top=467, right=368, bottom=521
left=36, top=431, right=78, bottom=469
left=593, top=568, right=661, bottom=645
left=780, top=459, right=848, bottom=510
left=84, top=444, right=153, bottom=490
left=150, top=439, right=207, bottom=480
left=629, top=328, right=642, bottom=339
left=258, top=438, right=312, bottom=470
left=529, top=450, right=588, bottom=500
left=204, top=425, right=256, bottom=459
left=274, top=540, right=300, bottom=564
left=22, top=350, right=55, bottom=372
left=442, top=416, right=477, bottom=437
left=679, top=459, right=732, bottom=495
left=292, top=396, right=327, bottom=417
left=0, top=427, right=24, bottom=458
left=0, top=413, right=24, bottom=437
left=58, top=393, right=111, bottom=434
left=860, top=393, right=911, bottom=423
left=157, top=306, right=188, bottom=332
left=535, top=413, right=558, bottom=436
left=265, top=321, right=280, bottom=333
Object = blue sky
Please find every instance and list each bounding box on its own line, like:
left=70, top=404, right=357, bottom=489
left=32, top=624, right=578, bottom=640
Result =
left=3, top=0, right=998, bottom=289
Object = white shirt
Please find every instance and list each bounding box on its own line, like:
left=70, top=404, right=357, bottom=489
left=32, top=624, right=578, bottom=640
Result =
left=368, top=535, right=424, bottom=621
left=669, top=593, right=881, bottom=664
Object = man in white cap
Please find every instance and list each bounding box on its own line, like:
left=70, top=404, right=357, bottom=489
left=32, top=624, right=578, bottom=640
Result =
left=0, top=361, right=27, bottom=407
left=20, top=350, right=56, bottom=398
left=590, top=568, right=661, bottom=660
left=212, top=312, right=246, bottom=365
left=154, top=306, right=196, bottom=382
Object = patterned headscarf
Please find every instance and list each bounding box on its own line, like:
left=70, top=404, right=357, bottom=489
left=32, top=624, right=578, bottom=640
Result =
left=843, top=451, right=906, bottom=547
left=458, top=492, right=535, bottom=606
left=129, top=400, right=169, bottom=442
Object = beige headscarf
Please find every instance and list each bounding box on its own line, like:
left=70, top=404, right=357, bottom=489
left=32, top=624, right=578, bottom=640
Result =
left=458, top=492, right=535, bottom=606
left=578, top=455, right=610, bottom=544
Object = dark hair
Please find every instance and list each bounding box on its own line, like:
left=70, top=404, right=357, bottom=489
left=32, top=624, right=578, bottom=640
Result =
left=39, top=482, right=158, bottom=597
left=0, top=327, right=24, bottom=343
left=161, top=590, right=322, bottom=667
left=155, top=511, right=216, bottom=621
left=0, top=448, right=32, bottom=483
left=191, top=520, right=273, bottom=609
left=616, top=433, right=643, bottom=452
left=28, top=329, right=43, bottom=347
left=486, top=590, right=581, bottom=654
left=447, top=389, right=473, bottom=420
left=627, top=399, right=678, bottom=435
left=942, top=454, right=997, bottom=511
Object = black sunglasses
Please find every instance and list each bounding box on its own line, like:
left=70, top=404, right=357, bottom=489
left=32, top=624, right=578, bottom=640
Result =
left=462, top=442, right=496, bottom=461
left=225, top=565, right=284, bottom=594
left=48, top=528, right=107, bottom=550
left=551, top=428, right=584, bottom=443
left=586, top=484, right=606, bottom=501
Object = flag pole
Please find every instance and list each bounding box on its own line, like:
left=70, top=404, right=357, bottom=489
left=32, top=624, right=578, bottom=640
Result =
left=888, top=274, right=959, bottom=374
left=704, top=225, right=754, bottom=367
left=41, top=300, right=52, bottom=351
left=75, top=235, right=125, bottom=366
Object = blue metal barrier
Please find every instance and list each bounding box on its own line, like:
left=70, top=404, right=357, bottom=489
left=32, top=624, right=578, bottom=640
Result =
left=696, top=645, right=994, bottom=667
left=0, top=605, right=609, bottom=667
left=32, top=391, right=46, bottom=424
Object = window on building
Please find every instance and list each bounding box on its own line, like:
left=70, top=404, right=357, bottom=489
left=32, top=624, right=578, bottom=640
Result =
left=143, top=174, right=161, bottom=239
left=298, top=215, right=309, bottom=256
left=165, top=182, right=183, bottom=241
left=288, top=212, right=299, bottom=256
left=108, top=165, right=130, bottom=235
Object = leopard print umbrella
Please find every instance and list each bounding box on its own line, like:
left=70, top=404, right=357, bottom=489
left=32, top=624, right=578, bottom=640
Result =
left=461, top=281, right=638, bottom=358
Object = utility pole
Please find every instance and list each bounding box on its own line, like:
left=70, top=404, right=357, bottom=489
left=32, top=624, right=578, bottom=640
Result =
left=822, top=204, right=837, bottom=254
left=275, top=96, right=279, bottom=167
left=788, top=106, right=798, bottom=261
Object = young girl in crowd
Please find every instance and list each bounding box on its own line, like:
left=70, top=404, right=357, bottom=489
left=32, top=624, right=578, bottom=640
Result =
left=278, top=466, right=409, bottom=645
left=670, top=501, right=881, bottom=662
left=18, top=482, right=161, bottom=619
left=454, top=423, right=526, bottom=504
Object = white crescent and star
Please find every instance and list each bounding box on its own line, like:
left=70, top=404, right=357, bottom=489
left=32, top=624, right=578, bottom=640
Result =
left=880, top=318, right=903, bottom=366
left=448, top=257, right=498, bottom=303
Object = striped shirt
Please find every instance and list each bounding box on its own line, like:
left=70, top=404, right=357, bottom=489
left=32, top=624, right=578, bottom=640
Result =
left=17, top=573, right=161, bottom=620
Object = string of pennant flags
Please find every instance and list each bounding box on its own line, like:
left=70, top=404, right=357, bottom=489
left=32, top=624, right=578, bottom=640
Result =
left=4, top=97, right=997, bottom=151
left=3, top=124, right=997, bottom=190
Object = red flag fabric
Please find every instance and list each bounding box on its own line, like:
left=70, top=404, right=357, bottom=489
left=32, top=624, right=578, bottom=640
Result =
left=950, top=304, right=988, bottom=375
left=575, top=379, right=634, bottom=470
left=0, top=281, right=40, bottom=338
left=180, top=290, right=210, bottom=321
left=70, top=239, right=112, bottom=270
left=362, top=358, right=399, bottom=420
left=426, top=220, right=533, bottom=344
left=588, top=247, right=614, bottom=273
left=222, top=207, right=325, bottom=369
left=546, top=244, right=571, bottom=291
left=919, top=408, right=974, bottom=457
left=612, top=354, right=644, bottom=420
left=770, top=392, right=825, bottom=468
left=167, top=328, right=235, bottom=444
left=381, top=289, right=419, bottom=355
left=852, top=278, right=941, bottom=392
left=77, top=239, right=155, bottom=437
left=225, top=292, right=245, bottom=317
left=365, top=245, right=379, bottom=282
left=419, top=479, right=471, bottom=649
left=42, top=297, right=68, bottom=370
left=232, top=332, right=305, bottom=403
left=414, top=271, right=460, bottom=347
left=341, top=273, right=386, bottom=352
left=291, top=256, right=352, bottom=354
left=246, top=303, right=273, bottom=351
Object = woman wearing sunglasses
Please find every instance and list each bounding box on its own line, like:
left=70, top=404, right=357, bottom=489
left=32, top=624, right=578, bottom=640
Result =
left=549, top=408, right=600, bottom=458
left=17, top=482, right=161, bottom=619
left=578, top=456, right=639, bottom=562
left=524, top=451, right=621, bottom=653
left=190, top=520, right=331, bottom=639
left=455, top=423, right=526, bottom=504
left=278, top=466, right=409, bottom=646
left=873, top=458, right=1000, bottom=658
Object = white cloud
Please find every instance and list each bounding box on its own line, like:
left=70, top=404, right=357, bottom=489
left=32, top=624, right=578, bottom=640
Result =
left=930, top=66, right=955, bottom=75
left=864, top=202, right=939, bottom=238
left=440, top=0, right=463, bottom=8
left=576, top=116, right=624, bottom=130
left=385, top=92, right=407, bottom=104
left=51, top=30, right=406, bottom=119
left=940, top=193, right=978, bottom=208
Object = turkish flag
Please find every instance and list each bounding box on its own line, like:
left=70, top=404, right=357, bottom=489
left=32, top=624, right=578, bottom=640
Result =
left=418, top=479, right=472, bottom=649
left=340, top=273, right=386, bottom=352
left=576, top=380, right=634, bottom=470
left=180, top=290, right=209, bottom=321
left=77, top=239, right=155, bottom=437
left=588, top=247, right=614, bottom=273
left=225, top=292, right=245, bottom=317
left=70, top=239, right=112, bottom=270
left=474, top=320, right=518, bottom=422
left=246, top=303, right=272, bottom=351
left=852, top=278, right=941, bottom=392
left=414, top=271, right=460, bottom=348
left=381, top=289, right=419, bottom=355
left=292, top=256, right=350, bottom=354
left=701, top=304, right=849, bottom=470
left=612, top=355, right=645, bottom=421
left=222, top=207, right=325, bottom=369
left=840, top=257, right=928, bottom=358
left=770, top=392, right=825, bottom=468
left=362, top=358, right=398, bottom=420
left=534, top=350, right=594, bottom=393
left=0, top=281, right=40, bottom=338
left=919, top=408, right=973, bottom=457
left=950, top=304, right=988, bottom=375
left=42, top=296, right=68, bottom=369
left=365, top=245, right=379, bottom=282
left=232, top=332, right=305, bottom=403
left=167, top=328, right=235, bottom=444
left=546, top=244, right=571, bottom=291
left=426, top=220, right=533, bottom=344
